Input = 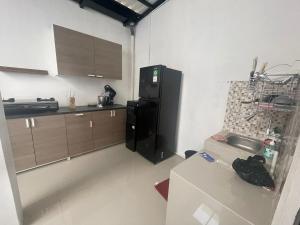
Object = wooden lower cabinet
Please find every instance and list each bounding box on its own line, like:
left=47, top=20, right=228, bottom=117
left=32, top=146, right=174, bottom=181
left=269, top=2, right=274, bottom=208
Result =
left=7, top=118, right=36, bottom=171
left=110, top=109, right=126, bottom=144
left=93, top=109, right=126, bottom=149
left=31, top=115, right=68, bottom=165
left=93, top=110, right=113, bottom=149
left=7, top=108, right=126, bottom=172
left=65, top=112, right=94, bottom=156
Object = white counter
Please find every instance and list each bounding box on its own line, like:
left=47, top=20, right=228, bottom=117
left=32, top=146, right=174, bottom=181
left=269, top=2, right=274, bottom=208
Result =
left=166, top=135, right=280, bottom=225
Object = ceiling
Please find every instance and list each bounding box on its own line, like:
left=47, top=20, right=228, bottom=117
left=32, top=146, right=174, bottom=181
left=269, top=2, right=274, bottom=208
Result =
left=73, top=0, right=166, bottom=26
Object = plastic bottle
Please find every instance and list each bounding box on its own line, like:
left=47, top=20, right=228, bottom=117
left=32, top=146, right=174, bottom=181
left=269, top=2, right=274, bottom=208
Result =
left=263, top=140, right=278, bottom=176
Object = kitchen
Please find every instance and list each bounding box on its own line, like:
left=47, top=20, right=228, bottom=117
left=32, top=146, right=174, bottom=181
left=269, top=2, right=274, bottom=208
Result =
left=0, top=0, right=300, bottom=225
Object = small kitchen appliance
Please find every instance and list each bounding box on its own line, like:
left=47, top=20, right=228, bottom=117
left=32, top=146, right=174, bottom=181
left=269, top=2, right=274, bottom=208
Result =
left=3, top=98, right=59, bottom=116
left=104, top=85, right=116, bottom=105
left=98, top=85, right=117, bottom=107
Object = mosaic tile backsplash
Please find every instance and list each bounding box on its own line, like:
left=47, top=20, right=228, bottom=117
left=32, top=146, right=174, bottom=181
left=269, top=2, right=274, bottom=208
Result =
left=223, top=80, right=300, bottom=193
left=223, top=81, right=290, bottom=140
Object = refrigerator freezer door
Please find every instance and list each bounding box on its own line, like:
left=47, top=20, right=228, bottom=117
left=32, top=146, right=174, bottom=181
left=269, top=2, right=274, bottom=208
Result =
left=139, top=66, right=163, bottom=99
left=136, top=100, right=159, bottom=163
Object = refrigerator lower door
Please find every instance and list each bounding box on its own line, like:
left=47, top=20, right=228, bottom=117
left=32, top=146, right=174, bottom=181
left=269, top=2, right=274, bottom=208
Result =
left=126, top=122, right=136, bottom=151
left=126, top=102, right=138, bottom=151
left=136, top=99, right=159, bottom=163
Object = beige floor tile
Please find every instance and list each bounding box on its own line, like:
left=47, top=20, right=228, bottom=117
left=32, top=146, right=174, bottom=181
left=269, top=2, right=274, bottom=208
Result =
left=17, top=144, right=183, bottom=225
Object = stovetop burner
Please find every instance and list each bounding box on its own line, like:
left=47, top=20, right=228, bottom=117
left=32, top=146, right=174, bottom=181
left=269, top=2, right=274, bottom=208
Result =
left=37, top=97, right=55, bottom=102
left=2, top=97, right=56, bottom=103
left=3, top=97, right=59, bottom=115
left=2, top=98, right=15, bottom=103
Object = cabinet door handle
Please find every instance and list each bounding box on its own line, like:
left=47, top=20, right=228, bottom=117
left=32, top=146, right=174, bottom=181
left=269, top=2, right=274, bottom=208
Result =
left=113, top=110, right=116, bottom=117
left=110, top=110, right=113, bottom=117
left=96, top=75, right=104, bottom=78
left=89, top=120, right=93, bottom=128
left=30, top=118, right=35, bottom=128
left=25, top=119, right=30, bottom=128
left=75, top=113, right=84, bottom=117
left=87, top=74, right=96, bottom=77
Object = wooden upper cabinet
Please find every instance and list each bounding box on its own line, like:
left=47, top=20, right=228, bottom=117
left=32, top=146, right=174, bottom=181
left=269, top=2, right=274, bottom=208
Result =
left=53, top=25, right=122, bottom=79
left=31, top=115, right=68, bottom=165
left=7, top=118, right=36, bottom=171
left=54, top=25, right=94, bottom=77
left=94, top=38, right=122, bottom=80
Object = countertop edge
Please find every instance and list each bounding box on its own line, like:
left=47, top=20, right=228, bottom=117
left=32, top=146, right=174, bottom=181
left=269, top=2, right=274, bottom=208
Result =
left=5, top=104, right=126, bottom=119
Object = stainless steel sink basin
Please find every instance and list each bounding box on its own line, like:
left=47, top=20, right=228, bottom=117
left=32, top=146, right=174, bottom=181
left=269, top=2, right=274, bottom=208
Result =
left=226, top=133, right=263, bottom=153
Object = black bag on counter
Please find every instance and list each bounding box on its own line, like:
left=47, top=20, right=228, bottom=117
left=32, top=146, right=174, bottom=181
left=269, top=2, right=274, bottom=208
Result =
left=232, top=155, right=275, bottom=189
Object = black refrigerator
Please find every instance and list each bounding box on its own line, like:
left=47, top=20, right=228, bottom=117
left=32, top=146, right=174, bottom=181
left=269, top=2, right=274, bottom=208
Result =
left=136, top=65, right=182, bottom=164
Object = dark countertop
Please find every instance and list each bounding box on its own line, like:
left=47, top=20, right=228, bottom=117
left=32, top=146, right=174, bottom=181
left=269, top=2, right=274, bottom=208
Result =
left=5, top=104, right=126, bottom=119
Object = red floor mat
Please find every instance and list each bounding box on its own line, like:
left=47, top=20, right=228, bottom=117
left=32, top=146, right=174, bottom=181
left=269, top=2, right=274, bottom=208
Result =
left=154, top=178, right=170, bottom=201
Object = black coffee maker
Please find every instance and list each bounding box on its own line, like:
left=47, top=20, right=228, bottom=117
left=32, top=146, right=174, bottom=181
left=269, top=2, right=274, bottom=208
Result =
left=103, top=85, right=116, bottom=105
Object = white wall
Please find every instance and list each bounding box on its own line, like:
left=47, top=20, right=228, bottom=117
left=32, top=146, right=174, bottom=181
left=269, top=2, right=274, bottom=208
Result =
left=272, top=137, right=300, bottom=225
left=0, top=95, right=22, bottom=225
left=0, top=0, right=132, bottom=106
left=135, top=0, right=300, bottom=156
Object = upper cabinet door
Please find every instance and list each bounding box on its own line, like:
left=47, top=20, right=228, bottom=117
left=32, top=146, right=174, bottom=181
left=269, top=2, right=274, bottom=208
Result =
left=94, top=38, right=122, bottom=80
left=54, top=25, right=94, bottom=77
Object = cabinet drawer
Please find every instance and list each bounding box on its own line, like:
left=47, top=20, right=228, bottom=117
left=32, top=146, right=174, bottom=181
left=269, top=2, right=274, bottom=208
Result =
left=65, top=113, right=94, bottom=156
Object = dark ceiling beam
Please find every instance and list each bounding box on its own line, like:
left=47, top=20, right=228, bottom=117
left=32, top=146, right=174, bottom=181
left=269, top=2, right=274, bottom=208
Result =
left=80, top=0, right=141, bottom=24
left=82, top=0, right=127, bottom=22
left=137, top=0, right=153, bottom=8
left=73, top=0, right=166, bottom=27
left=124, top=0, right=166, bottom=26
left=138, top=0, right=165, bottom=21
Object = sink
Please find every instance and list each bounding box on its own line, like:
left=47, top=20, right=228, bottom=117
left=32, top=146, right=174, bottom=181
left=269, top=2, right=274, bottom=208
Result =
left=226, top=133, right=263, bottom=153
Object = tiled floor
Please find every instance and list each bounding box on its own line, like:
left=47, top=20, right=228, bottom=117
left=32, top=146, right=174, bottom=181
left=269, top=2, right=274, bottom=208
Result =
left=17, top=144, right=183, bottom=225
